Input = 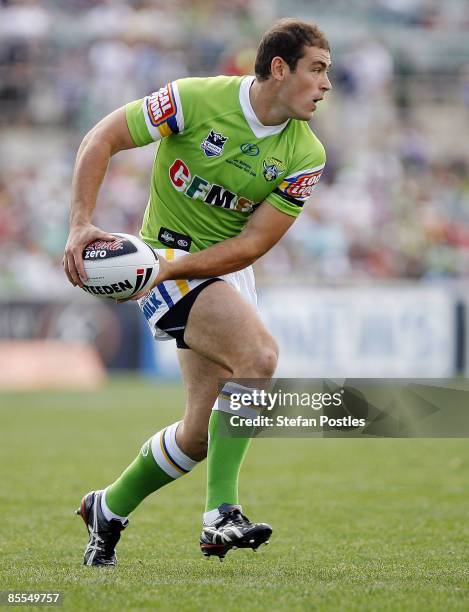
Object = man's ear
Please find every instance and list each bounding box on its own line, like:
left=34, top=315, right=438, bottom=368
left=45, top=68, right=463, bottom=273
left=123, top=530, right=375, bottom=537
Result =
left=270, top=56, right=289, bottom=81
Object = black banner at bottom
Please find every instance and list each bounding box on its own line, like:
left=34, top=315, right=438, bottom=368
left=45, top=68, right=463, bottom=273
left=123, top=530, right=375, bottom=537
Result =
left=216, top=378, right=469, bottom=437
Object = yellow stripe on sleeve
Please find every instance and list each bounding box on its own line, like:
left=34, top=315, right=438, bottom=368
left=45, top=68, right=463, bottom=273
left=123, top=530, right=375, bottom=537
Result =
left=158, top=122, right=173, bottom=138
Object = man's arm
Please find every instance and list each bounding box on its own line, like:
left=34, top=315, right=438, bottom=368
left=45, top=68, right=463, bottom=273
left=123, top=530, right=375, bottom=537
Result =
left=138, top=202, right=296, bottom=297
left=63, top=107, right=137, bottom=287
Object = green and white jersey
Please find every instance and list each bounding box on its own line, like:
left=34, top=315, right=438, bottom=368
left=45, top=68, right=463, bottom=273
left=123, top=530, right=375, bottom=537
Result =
left=125, top=75, right=326, bottom=252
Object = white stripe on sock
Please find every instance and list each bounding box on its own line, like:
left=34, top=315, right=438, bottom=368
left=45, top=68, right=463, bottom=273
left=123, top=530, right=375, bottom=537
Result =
left=101, top=487, right=128, bottom=524
left=215, top=383, right=264, bottom=419
left=203, top=508, right=222, bottom=525
left=165, top=422, right=198, bottom=472
left=150, top=421, right=198, bottom=479
left=203, top=505, right=243, bottom=526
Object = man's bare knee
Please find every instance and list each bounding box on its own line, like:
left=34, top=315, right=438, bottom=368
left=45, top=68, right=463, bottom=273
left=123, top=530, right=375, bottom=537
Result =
left=235, top=336, right=278, bottom=378
left=250, top=345, right=278, bottom=378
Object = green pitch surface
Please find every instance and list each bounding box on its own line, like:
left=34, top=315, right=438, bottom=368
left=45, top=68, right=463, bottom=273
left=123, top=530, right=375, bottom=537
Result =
left=1, top=377, right=469, bottom=611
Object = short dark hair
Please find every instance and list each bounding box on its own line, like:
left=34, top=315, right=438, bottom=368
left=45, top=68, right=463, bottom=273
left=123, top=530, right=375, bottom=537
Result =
left=255, top=18, right=330, bottom=81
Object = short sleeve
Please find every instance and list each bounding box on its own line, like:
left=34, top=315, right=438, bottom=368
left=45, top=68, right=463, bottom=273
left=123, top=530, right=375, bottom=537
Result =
left=266, top=161, right=325, bottom=217
left=125, top=81, right=185, bottom=146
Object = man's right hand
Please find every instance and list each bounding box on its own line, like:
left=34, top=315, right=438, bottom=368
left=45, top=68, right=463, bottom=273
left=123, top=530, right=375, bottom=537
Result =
left=63, top=223, right=116, bottom=287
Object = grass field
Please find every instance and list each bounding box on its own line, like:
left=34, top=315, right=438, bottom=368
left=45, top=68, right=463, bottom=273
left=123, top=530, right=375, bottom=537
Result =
left=1, top=377, right=469, bottom=611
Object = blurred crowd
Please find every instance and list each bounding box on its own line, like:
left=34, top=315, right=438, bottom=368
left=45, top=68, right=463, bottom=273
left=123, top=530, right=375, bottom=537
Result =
left=0, top=0, right=468, bottom=294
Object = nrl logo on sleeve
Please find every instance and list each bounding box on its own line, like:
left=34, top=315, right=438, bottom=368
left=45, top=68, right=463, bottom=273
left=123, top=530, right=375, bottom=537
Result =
left=201, top=129, right=228, bottom=157
left=147, top=84, right=177, bottom=127
left=262, top=157, right=286, bottom=182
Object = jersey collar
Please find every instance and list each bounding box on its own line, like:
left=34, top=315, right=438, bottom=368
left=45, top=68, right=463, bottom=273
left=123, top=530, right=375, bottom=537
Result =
left=239, top=75, right=290, bottom=138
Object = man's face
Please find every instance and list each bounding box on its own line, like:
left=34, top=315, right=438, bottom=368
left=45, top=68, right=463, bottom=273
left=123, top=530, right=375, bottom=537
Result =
left=278, top=46, right=332, bottom=121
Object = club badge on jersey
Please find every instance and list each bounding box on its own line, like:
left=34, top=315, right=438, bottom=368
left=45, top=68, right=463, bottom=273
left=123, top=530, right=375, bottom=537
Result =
left=201, top=130, right=228, bottom=157
left=262, top=157, right=287, bottom=182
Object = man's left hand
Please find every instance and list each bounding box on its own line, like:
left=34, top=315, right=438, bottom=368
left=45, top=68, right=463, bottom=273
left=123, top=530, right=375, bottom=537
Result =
left=117, top=253, right=171, bottom=303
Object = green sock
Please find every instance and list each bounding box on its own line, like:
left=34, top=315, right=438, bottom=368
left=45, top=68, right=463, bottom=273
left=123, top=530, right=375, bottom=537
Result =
left=105, top=445, right=173, bottom=516
left=205, top=409, right=252, bottom=511
left=106, top=422, right=197, bottom=517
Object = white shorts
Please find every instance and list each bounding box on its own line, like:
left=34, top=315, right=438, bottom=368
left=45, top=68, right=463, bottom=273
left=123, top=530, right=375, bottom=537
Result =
left=138, top=248, right=258, bottom=342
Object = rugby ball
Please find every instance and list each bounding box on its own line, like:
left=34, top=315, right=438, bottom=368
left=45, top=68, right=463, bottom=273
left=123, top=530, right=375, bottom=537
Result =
left=81, top=233, right=159, bottom=300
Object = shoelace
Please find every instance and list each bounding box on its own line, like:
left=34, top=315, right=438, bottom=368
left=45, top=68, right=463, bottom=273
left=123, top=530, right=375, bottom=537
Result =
left=88, top=530, right=105, bottom=552
left=89, top=522, right=121, bottom=554
left=219, top=510, right=251, bottom=528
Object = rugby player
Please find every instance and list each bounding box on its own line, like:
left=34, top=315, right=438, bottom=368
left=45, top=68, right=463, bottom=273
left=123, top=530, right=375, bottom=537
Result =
left=63, top=18, right=332, bottom=565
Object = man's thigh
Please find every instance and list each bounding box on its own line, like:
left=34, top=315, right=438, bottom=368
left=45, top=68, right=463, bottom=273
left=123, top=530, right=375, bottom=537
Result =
left=183, top=280, right=275, bottom=372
